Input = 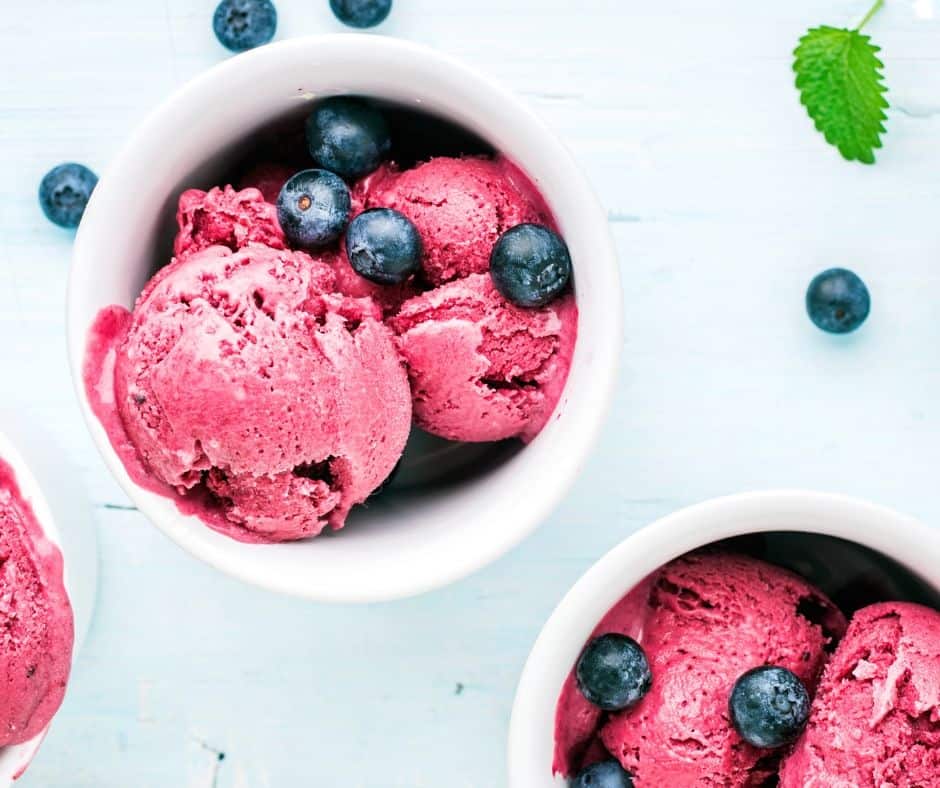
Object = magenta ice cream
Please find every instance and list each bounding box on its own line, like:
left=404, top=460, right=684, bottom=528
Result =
left=390, top=274, right=576, bottom=443
left=779, top=601, right=940, bottom=787
left=83, top=100, right=578, bottom=542
left=86, top=244, right=411, bottom=542
left=361, top=154, right=575, bottom=442
left=329, top=246, right=419, bottom=316
left=553, top=552, right=846, bottom=785
left=359, top=156, right=549, bottom=286
left=0, top=457, right=74, bottom=747
left=174, top=185, right=285, bottom=258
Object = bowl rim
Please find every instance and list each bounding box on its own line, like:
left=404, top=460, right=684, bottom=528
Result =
left=66, top=34, right=623, bottom=602
left=507, top=489, right=940, bottom=787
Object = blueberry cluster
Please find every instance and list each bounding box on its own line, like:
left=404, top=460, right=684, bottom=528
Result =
left=570, top=634, right=650, bottom=786
left=270, top=96, right=573, bottom=307
left=211, top=0, right=393, bottom=54
left=571, top=634, right=812, bottom=785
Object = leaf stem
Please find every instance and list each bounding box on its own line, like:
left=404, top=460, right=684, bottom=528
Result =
left=855, top=0, right=884, bottom=31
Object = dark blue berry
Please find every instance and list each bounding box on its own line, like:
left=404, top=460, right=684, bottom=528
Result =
left=305, top=97, right=391, bottom=179
left=38, top=163, right=98, bottom=229
left=490, top=224, right=572, bottom=308
left=730, top=666, right=810, bottom=749
left=806, top=268, right=870, bottom=334
left=576, top=634, right=652, bottom=712
left=346, top=209, right=422, bottom=284
left=276, top=169, right=351, bottom=248
left=572, top=761, right=634, bottom=788
left=329, top=0, right=392, bottom=28
left=213, top=0, right=277, bottom=53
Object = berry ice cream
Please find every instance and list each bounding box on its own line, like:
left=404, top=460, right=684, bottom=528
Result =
left=174, top=185, right=285, bottom=258
left=553, top=552, right=846, bottom=785
left=329, top=246, right=417, bottom=316
left=86, top=243, right=411, bottom=542
left=359, top=157, right=548, bottom=286
left=779, top=601, right=940, bottom=787
left=0, top=457, right=74, bottom=747
left=176, top=183, right=412, bottom=314
left=83, top=97, right=578, bottom=542
left=390, top=274, right=576, bottom=443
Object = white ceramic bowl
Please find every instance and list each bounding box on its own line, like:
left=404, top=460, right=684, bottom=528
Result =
left=0, top=424, right=97, bottom=784
left=67, top=35, right=621, bottom=602
left=508, top=490, right=940, bottom=787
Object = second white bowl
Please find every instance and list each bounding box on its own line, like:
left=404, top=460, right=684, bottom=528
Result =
left=508, top=491, right=940, bottom=787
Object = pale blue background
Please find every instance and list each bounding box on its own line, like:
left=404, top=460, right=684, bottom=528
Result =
left=3, top=1, right=940, bottom=785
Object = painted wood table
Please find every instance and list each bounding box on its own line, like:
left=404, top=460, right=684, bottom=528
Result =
left=2, top=0, right=940, bottom=785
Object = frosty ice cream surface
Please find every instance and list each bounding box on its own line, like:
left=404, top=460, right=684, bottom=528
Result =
left=83, top=98, right=577, bottom=543
left=0, top=457, right=74, bottom=748
left=553, top=550, right=940, bottom=787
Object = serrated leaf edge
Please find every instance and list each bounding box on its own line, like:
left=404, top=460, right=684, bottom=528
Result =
left=792, top=26, right=889, bottom=164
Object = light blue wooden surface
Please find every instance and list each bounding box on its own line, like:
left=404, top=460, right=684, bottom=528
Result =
left=3, top=1, right=940, bottom=785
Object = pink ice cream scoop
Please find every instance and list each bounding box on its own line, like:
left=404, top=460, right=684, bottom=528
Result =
left=174, top=185, right=285, bottom=258
left=779, top=601, right=940, bottom=787
left=176, top=180, right=412, bottom=314
left=85, top=242, right=411, bottom=542
left=553, top=551, right=847, bottom=785
left=0, top=458, right=74, bottom=747
left=360, top=156, right=547, bottom=286
left=328, top=246, right=418, bottom=317
left=389, top=273, right=576, bottom=443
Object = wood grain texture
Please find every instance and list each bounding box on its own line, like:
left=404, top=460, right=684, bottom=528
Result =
left=3, top=0, right=940, bottom=785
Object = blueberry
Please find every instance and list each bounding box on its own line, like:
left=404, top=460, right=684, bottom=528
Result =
left=276, top=169, right=351, bottom=248
left=305, top=97, right=391, bottom=179
left=572, top=761, right=634, bottom=788
left=806, top=268, right=870, bottom=334
left=329, top=0, right=392, bottom=28
left=490, top=224, right=572, bottom=308
left=730, top=666, right=810, bottom=749
left=38, top=163, right=98, bottom=229
left=346, top=209, right=422, bottom=284
left=576, top=634, right=652, bottom=712
left=213, top=0, right=277, bottom=52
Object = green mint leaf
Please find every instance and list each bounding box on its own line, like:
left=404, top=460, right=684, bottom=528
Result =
left=793, top=25, right=889, bottom=164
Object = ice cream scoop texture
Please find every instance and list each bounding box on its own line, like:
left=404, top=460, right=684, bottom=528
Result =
left=553, top=552, right=847, bottom=785
left=0, top=458, right=74, bottom=747
left=109, top=243, right=411, bottom=542
left=390, top=274, right=576, bottom=443
left=779, top=601, right=940, bottom=787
